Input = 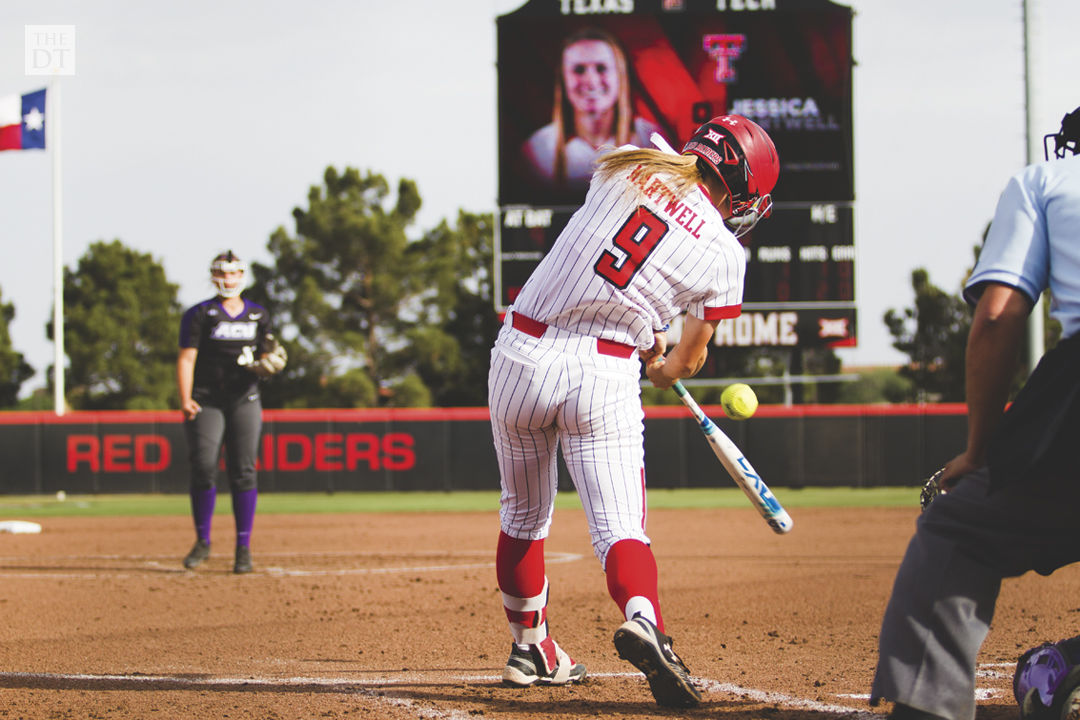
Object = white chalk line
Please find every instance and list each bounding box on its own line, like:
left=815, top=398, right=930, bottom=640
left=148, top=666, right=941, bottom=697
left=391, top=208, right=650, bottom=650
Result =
left=0, top=669, right=873, bottom=717
left=0, top=550, right=584, bottom=579
left=834, top=663, right=1011, bottom=704
left=0, top=543, right=1017, bottom=717
left=696, top=679, right=878, bottom=717
left=0, top=662, right=1016, bottom=719
left=0, top=671, right=479, bottom=720
left=462, top=671, right=880, bottom=715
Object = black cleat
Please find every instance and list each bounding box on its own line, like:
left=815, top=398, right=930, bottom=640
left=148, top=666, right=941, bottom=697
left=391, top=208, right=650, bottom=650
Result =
left=614, top=616, right=702, bottom=708
left=183, top=539, right=210, bottom=569
left=502, top=641, right=586, bottom=686
left=233, top=545, right=253, bottom=574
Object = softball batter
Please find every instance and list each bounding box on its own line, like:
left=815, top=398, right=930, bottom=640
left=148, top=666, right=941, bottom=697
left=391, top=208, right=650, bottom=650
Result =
left=489, top=115, right=779, bottom=707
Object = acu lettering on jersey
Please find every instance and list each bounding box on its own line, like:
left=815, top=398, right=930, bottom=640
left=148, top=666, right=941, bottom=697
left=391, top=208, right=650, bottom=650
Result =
left=211, top=321, right=258, bottom=341
left=627, top=164, right=705, bottom=239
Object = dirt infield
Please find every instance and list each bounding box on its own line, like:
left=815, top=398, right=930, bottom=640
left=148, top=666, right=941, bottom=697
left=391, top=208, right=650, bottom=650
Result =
left=2, top=506, right=1078, bottom=719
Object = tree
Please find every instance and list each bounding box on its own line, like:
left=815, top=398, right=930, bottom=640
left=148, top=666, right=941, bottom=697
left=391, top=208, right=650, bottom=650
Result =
left=0, top=288, right=34, bottom=407
left=252, top=167, right=434, bottom=408
left=56, top=240, right=182, bottom=410
left=836, top=367, right=913, bottom=404
left=252, top=169, right=501, bottom=408
left=882, top=224, right=1063, bottom=405
left=884, top=268, right=971, bottom=402
left=395, top=210, right=500, bottom=406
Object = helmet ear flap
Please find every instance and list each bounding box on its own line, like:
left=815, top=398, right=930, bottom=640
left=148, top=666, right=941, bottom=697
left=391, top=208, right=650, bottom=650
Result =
left=721, top=139, right=741, bottom=165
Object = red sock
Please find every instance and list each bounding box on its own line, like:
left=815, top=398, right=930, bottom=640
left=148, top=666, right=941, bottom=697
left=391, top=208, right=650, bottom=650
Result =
left=605, top=538, right=664, bottom=632
left=497, top=531, right=546, bottom=597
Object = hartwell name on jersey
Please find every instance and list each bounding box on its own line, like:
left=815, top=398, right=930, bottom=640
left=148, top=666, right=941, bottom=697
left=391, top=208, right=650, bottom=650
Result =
left=627, top=164, right=707, bottom=239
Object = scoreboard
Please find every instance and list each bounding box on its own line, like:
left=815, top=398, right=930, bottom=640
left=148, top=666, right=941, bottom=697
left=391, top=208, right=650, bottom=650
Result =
left=495, top=0, right=856, bottom=349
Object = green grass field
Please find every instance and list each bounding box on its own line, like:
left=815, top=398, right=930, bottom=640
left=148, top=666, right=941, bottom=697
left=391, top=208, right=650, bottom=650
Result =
left=0, top=487, right=922, bottom=518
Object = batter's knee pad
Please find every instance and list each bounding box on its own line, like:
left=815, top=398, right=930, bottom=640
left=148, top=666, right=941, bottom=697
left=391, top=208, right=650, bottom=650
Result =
left=1015, top=636, right=1080, bottom=720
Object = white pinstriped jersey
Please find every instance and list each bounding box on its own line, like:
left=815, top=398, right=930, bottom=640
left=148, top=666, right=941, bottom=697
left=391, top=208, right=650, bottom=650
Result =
left=509, top=152, right=746, bottom=349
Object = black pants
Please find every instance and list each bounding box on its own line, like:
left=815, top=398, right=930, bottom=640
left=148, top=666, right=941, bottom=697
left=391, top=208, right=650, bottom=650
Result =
left=988, top=331, right=1080, bottom=487
left=184, top=392, right=263, bottom=492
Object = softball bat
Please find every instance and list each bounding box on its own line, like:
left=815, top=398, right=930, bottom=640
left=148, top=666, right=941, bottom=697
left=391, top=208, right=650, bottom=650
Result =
left=672, top=380, right=793, bottom=534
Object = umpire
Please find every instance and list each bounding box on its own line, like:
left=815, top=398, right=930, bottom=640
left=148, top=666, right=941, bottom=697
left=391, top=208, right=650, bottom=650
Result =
left=177, top=251, right=286, bottom=574
left=871, top=107, right=1080, bottom=720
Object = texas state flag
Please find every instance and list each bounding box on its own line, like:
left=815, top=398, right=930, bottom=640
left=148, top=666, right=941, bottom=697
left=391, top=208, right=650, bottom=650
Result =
left=0, top=89, right=47, bottom=152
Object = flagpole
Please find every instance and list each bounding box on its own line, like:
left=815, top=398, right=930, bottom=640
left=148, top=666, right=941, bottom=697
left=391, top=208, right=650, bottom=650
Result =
left=51, top=78, right=64, bottom=416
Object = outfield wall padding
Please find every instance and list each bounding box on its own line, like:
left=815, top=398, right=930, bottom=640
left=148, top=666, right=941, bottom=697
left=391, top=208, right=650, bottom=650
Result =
left=0, top=405, right=967, bottom=495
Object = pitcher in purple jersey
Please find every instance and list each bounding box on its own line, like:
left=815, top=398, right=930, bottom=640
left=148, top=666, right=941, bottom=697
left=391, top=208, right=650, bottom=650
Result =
left=177, top=251, right=277, bottom=574
left=490, top=116, right=779, bottom=707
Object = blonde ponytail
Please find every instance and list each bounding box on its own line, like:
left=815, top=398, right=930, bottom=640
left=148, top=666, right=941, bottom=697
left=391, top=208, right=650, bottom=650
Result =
left=593, top=148, right=704, bottom=203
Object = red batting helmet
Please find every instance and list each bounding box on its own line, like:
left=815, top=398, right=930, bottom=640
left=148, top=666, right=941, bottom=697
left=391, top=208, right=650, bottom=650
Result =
left=682, top=115, right=779, bottom=235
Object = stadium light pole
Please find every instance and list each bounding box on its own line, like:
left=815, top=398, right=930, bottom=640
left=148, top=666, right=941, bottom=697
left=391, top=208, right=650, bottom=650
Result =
left=1023, top=0, right=1044, bottom=372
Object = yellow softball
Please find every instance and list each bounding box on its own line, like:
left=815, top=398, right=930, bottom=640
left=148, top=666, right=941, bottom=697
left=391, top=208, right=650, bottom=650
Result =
left=721, top=383, right=758, bottom=420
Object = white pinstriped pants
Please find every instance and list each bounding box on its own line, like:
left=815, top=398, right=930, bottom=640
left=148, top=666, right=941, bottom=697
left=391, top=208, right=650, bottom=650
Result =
left=488, top=314, right=651, bottom=565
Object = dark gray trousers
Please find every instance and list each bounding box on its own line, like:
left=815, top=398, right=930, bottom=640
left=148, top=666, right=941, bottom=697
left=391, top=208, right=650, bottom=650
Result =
left=184, top=393, right=263, bottom=492
left=872, top=468, right=1080, bottom=720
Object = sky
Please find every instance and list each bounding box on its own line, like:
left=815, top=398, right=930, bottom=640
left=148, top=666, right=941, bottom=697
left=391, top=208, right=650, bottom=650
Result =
left=1, top=0, right=1078, bottom=398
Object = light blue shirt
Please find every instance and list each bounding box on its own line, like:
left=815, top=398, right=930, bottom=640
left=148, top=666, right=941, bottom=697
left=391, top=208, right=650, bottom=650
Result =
left=965, top=154, right=1080, bottom=339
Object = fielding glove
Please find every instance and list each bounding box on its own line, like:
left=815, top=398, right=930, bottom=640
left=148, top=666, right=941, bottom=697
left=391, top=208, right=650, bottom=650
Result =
left=247, top=334, right=287, bottom=378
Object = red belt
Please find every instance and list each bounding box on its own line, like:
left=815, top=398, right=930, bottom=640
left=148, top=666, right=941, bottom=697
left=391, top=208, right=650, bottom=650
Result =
left=511, top=312, right=636, bottom=359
